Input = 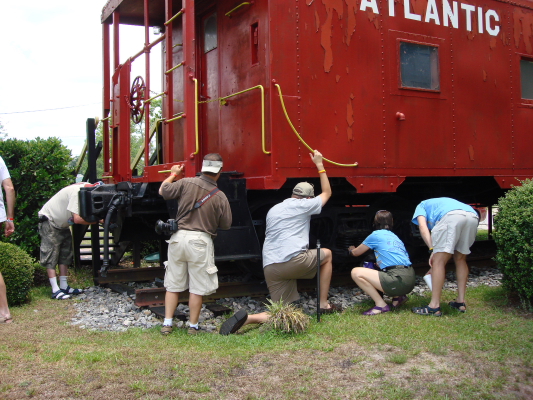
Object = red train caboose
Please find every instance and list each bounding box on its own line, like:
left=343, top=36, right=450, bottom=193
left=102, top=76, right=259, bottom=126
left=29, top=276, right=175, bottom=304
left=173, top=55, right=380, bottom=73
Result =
left=80, top=0, right=533, bottom=280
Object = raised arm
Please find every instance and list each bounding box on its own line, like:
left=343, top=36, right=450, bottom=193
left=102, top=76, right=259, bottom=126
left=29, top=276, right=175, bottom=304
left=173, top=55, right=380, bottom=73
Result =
left=159, top=164, right=184, bottom=196
left=310, top=150, right=331, bottom=206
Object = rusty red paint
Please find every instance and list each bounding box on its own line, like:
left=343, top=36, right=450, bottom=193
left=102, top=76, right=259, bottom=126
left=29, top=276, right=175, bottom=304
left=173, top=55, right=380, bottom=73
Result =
left=514, top=9, right=533, bottom=54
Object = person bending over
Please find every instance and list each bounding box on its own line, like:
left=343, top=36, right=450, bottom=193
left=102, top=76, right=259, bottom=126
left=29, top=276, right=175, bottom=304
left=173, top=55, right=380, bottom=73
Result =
left=411, top=197, right=479, bottom=316
left=219, top=150, right=339, bottom=335
left=39, top=182, right=102, bottom=300
left=348, top=210, right=415, bottom=315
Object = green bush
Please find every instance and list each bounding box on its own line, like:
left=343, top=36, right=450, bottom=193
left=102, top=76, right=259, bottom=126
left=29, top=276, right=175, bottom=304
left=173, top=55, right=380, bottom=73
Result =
left=0, top=137, right=74, bottom=258
left=494, top=179, right=533, bottom=310
left=0, top=242, right=35, bottom=305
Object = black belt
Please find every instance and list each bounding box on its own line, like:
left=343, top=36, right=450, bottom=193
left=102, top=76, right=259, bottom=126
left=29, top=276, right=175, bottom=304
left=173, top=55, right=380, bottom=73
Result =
left=38, top=215, right=48, bottom=222
left=382, top=265, right=409, bottom=272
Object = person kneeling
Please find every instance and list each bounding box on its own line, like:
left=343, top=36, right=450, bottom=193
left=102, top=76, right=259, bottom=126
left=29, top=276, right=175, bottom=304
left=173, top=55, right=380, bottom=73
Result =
left=348, top=210, right=415, bottom=315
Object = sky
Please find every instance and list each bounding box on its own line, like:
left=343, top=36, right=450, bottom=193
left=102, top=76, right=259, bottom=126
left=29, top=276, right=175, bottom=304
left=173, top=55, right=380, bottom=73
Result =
left=0, top=1, right=161, bottom=157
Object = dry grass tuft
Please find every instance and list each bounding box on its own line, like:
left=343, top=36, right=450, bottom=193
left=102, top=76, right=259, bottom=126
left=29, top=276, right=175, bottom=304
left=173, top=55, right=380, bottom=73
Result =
left=261, top=299, right=310, bottom=334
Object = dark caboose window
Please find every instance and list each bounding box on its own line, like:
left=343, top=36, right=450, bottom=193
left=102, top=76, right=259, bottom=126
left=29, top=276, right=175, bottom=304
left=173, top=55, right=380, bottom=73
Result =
left=400, top=42, right=440, bottom=91
left=204, top=13, right=217, bottom=53
left=521, top=59, right=533, bottom=100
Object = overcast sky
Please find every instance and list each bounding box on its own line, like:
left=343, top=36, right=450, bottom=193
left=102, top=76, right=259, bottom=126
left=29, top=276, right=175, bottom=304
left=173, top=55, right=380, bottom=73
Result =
left=0, top=1, right=161, bottom=157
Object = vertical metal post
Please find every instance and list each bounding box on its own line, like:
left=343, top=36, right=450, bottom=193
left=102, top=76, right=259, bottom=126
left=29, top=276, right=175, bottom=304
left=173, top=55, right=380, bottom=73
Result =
left=86, top=118, right=97, bottom=183
left=316, top=239, right=321, bottom=323
left=144, top=0, right=151, bottom=168
left=165, top=0, right=174, bottom=164
left=488, top=205, right=493, bottom=240
left=102, top=22, right=111, bottom=174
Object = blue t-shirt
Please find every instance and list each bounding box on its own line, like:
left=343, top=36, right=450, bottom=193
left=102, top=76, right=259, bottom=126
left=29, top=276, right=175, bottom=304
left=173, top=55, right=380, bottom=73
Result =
left=362, top=230, right=411, bottom=270
left=411, top=197, right=477, bottom=230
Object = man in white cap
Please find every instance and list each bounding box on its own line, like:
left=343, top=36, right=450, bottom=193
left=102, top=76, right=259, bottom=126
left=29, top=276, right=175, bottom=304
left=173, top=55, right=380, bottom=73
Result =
left=38, top=181, right=104, bottom=300
left=220, top=150, right=338, bottom=335
left=159, top=153, right=232, bottom=335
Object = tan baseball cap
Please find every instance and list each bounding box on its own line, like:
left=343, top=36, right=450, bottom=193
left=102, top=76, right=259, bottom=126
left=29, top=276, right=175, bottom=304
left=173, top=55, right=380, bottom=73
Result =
left=293, top=182, right=315, bottom=197
left=201, top=160, right=223, bottom=174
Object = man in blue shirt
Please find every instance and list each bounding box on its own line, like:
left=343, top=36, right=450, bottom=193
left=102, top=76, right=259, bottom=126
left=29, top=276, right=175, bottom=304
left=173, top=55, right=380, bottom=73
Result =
left=411, top=198, right=479, bottom=316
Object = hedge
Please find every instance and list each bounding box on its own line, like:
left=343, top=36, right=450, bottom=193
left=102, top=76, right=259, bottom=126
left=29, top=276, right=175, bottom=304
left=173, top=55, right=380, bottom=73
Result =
left=0, top=242, right=35, bottom=305
left=494, top=179, right=533, bottom=310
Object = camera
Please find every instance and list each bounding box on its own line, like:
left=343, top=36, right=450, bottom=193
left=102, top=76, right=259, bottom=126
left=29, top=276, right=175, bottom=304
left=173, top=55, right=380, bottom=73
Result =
left=155, top=219, right=178, bottom=236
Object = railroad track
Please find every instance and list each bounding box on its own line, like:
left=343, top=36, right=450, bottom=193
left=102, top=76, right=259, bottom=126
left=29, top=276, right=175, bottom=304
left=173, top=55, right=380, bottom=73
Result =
left=100, top=240, right=497, bottom=307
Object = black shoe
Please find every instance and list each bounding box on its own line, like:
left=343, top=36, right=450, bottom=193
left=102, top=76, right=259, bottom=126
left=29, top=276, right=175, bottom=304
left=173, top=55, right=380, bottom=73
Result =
left=219, top=310, right=248, bottom=335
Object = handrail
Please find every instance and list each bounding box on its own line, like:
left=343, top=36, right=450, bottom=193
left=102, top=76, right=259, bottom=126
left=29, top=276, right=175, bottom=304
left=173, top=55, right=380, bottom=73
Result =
left=165, top=62, right=184, bottom=74
left=219, top=85, right=270, bottom=154
left=225, top=2, right=252, bottom=17
left=131, top=119, right=164, bottom=170
left=192, top=77, right=199, bottom=155
left=164, top=9, right=184, bottom=26
left=274, top=84, right=358, bottom=167
left=145, top=91, right=165, bottom=104
left=165, top=113, right=185, bottom=123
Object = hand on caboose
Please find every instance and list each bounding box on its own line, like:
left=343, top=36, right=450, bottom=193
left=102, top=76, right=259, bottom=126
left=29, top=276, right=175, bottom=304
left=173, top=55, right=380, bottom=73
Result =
left=310, top=150, right=324, bottom=167
left=170, top=164, right=184, bottom=177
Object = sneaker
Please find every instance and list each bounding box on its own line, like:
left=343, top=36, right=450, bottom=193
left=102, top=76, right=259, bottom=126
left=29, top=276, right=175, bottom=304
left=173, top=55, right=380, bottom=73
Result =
left=161, top=325, right=173, bottom=335
left=219, top=309, right=248, bottom=335
left=188, top=326, right=201, bottom=335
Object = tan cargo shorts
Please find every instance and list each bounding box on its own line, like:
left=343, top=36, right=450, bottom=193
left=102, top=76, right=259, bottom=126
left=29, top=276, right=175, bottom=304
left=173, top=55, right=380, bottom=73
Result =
left=164, top=230, right=218, bottom=296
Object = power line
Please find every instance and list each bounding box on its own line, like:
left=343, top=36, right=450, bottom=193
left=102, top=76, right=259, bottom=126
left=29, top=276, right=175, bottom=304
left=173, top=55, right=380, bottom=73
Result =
left=0, top=102, right=100, bottom=115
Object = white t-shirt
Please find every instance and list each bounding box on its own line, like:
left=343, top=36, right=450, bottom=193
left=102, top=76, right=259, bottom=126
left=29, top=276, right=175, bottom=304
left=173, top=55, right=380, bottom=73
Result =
left=262, top=197, right=322, bottom=267
left=0, top=156, right=11, bottom=222
left=39, top=183, right=86, bottom=229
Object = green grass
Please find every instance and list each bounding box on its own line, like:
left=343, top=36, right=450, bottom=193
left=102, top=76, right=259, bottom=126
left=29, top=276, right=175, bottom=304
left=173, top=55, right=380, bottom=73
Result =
left=1, top=275, right=532, bottom=399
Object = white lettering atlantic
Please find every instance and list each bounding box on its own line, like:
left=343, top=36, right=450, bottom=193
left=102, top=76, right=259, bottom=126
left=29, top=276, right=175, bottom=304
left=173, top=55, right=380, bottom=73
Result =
left=360, top=0, right=500, bottom=36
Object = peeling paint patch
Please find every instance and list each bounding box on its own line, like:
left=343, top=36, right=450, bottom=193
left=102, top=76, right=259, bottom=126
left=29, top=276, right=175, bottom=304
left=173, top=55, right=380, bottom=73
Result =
left=345, top=0, right=358, bottom=46
left=514, top=9, right=533, bottom=54
left=490, top=36, right=497, bottom=50
left=346, top=66, right=350, bottom=73
left=307, top=0, right=315, bottom=5
left=320, top=0, right=345, bottom=72
left=350, top=92, right=355, bottom=99
left=347, top=100, right=354, bottom=126
left=347, top=126, right=353, bottom=141
left=315, top=10, right=320, bottom=32
left=336, top=74, right=341, bottom=82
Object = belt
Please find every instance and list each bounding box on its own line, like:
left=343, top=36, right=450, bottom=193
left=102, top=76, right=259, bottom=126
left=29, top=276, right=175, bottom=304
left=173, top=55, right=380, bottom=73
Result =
left=382, top=265, right=409, bottom=272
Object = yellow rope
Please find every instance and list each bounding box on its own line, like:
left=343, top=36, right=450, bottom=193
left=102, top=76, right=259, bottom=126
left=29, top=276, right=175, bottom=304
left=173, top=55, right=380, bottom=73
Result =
left=274, top=84, right=358, bottom=167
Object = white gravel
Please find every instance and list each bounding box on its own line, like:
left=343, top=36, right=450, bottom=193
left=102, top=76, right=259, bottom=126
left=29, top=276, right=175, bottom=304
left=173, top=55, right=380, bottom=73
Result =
left=69, top=266, right=503, bottom=332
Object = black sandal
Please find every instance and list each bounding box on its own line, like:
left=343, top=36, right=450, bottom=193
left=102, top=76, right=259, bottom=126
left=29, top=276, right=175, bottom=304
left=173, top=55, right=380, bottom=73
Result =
left=412, top=305, right=442, bottom=317
left=448, top=301, right=466, bottom=313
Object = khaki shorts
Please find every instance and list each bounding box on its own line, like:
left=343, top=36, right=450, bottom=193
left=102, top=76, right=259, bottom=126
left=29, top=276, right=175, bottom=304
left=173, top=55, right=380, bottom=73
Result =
left=378, top=266, right=416, bottom=297
left=264, top=248, right=325, bottom=305
left=165, top=230, right=218, bottom=296
left=39, top=220, right=73, bottom=269
left=432, top=210, right=478, bottom=255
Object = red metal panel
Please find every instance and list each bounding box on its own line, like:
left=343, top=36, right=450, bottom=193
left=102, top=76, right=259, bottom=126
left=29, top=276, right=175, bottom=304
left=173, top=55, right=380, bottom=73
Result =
left=217, top=0, right=271, bottom=178
left=111, top=59, right=132, bottom=182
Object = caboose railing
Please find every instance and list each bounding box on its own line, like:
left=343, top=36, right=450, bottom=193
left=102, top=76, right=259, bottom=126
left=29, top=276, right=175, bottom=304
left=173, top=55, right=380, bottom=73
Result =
left=219, top=85, right=269, bottom=155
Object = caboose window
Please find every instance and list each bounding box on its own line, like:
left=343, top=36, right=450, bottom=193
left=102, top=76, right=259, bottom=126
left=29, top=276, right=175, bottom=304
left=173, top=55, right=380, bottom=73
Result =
left=521, top=59, right=533, bottom=100
left=204, top=13, right=217, bottom=53
left=400, top=42, right=440, bottom=91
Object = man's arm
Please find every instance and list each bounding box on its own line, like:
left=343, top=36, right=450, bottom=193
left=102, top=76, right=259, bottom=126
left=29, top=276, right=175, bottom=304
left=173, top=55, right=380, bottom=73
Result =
left=417, top=215, right=432, bottom=249
left=310, top=150, right=331, bottom=206
left=2, top=178, right=15, bottom=237
left=72, top=213, right=99, bottom=225
left=159, top=164, right=184, bottom=196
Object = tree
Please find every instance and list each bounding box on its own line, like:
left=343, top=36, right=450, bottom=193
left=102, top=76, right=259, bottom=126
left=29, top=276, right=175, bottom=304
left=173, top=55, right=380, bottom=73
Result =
left=0, top=138, right=74, bottom=258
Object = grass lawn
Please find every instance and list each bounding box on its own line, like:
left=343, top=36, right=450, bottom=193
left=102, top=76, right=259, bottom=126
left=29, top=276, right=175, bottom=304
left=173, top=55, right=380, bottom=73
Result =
left=1, top=270, right=532, bottom=399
